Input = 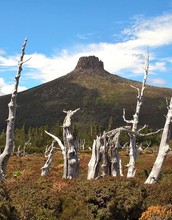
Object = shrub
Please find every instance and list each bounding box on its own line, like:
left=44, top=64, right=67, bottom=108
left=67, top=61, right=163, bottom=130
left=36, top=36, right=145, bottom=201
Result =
left=139, top=205, right=172, bottom=220
left=0, top=183, right=18, bottom=220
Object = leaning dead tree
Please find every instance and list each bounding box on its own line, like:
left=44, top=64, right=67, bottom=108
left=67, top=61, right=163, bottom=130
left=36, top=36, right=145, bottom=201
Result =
left=45, top=108, right=80, bottom=179
left=145, top=98, right=172, bottom=184
left=41, top=140, right=56, bottom=176
left=123, top=51, right=149, bottom=178
left=0, top=39, right=29, bottom=180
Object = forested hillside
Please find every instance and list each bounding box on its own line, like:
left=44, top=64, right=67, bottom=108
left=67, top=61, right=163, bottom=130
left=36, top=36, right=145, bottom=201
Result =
left=0, top=56, right=171, bottom=134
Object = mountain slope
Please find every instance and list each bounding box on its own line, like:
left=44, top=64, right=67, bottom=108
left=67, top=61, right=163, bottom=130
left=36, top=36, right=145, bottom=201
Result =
left=0, top=56, right=171, bottom=132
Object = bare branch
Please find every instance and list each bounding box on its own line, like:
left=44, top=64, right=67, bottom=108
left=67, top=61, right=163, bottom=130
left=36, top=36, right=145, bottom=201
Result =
left=139, top=129, right=162, bottom=137
left=138, top=125, right=147, bottom=133
left=122, top=108, right=134, bottom=124
left=45, top=130, right=65, bottom=153
left=130, top=84, right=140, bottom=96
left=21, top=57, right=31, bottom=64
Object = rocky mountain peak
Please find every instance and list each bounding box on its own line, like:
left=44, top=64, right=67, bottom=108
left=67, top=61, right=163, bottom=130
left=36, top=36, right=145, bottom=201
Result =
left=74, top=56, right=104, bottom=70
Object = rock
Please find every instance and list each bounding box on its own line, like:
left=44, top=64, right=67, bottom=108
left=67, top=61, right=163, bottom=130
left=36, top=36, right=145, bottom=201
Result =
left=74, top=56, right=104, bottom=70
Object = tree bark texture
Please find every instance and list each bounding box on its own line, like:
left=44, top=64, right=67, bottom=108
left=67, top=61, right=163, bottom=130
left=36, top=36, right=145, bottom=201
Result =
left=110, top=131, right=122, bottom=177
left=87, top=137, right=102, bottom=180
left=87, top=127, right=127, bottom=180
left=87, top=123, right=160, bottom=180
left=0, top=39, right=28, bottom=180
left=100, top=133, right=110, bottom=177
left=145, top=98, right=172, bottom=184
left=62, top=109, right=80, bottom=179
left=45, top=109, right=80, bottom=179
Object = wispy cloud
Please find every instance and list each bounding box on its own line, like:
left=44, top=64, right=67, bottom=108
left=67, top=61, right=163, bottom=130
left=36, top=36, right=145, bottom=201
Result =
left=148, top=78, right=167, bottom=87
left=76, top=33, right=94, bottom=40
left=0, top=49, right=6, bottom=55
left=0, top=13, right=172, bottom=95
left=0, top=78, right=27, bottom=96
left=123, top=13, right=172, bottom=47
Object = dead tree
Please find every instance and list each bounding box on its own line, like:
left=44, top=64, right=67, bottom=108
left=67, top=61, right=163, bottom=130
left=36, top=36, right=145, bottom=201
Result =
left=110, top=130, right=123, bottom=177
left=41, top=140, right=56, bottom=176
left=16, top=138, right=31, bottom=157
left=100, top=131, right=110, bottom=177
left=123, top=51, right=149, bottom=178
left=87, top=126, right=161, bottom=180
left=145, top=98, right=172, bottom=184
left=0, top=39, right=28, bottom=180
left=45, top=108, right=80, bottom=179
left=87, top=137, right=102, bottom=180
left=87, top=127, right=128, bottom=180
left=78, top=138, right=85, bottom=151
left=16, top=145, right=21, bottom=157
left=22, top=138, right=31, bottom=156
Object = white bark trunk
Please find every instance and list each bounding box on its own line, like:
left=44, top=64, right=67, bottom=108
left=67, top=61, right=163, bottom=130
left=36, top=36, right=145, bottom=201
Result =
left=110, top=131, right=123, bottom=177
left=0, top=39, right=28, bottom=180
left=100, top=132, right=109, bottom=177
left=145, top=98, right=172, bottom=184
left=87, top=125, right=158, bottom=180
left=62, top=109, right=80, bottom=179
left=110, top=147, right=120, bottom=177
left=87, top=137, right=102, bottom=180
left=88, top=128, right=125, bottom=180
left=123, top=52, right=149, bottom=178
left=119, top=159, right=124, bottom=176
left=22, top=138, right=31, bottom=156
left=44, top=109, right=80, bottom=179
left=41, top=140, right=56, bottom=176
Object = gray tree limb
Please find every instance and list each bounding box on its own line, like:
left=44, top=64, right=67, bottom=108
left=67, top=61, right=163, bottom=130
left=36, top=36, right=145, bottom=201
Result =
left=123, top=51, right=149, bottom=178
left=0, top=38, right=28, bottom=180
left=145, top=97, right=172, bottom=184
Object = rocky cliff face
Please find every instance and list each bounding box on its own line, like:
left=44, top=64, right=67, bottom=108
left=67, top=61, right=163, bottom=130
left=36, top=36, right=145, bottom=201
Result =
left=74, top=56, right=104, bottom=70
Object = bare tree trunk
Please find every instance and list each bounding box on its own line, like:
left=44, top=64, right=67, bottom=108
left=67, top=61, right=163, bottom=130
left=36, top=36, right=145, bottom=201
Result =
left=16, top=145, right=21, bottom=157
left=87, top=125, right=160, bottom=180
left=119, top=159, right=124, bottom=176
left=87, top=128, right=125, bottom=180
left=78, top=138, right=85, bottom=151
left=145, top=98, right=172, bottom=184
left=100, top=131, right=109, bottom=177
left=110, top=131, right=122, bottom=177
left=62, top=109, right=80, bottom=179
left=45, top=108, right=80, bottom=179
left=0, top=39, right=28, bottom=180
left=123, top=51, right=149, bottom=177
left=41, top=140, right=56, bottom=176
left=87, top=137, right=102, bottom=180
left=22, top=138, right=31, bottom=156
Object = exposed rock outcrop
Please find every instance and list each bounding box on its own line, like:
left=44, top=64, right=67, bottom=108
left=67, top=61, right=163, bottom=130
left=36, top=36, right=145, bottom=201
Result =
left=74, top=56, right=104, bottom=70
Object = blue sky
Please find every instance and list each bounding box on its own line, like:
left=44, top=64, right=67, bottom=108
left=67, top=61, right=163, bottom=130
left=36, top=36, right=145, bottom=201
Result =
left=0, top=0, right=172, bottom=95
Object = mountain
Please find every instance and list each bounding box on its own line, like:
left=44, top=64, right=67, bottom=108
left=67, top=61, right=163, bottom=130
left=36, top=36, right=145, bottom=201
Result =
left=0, top=56, right=171, bottom=132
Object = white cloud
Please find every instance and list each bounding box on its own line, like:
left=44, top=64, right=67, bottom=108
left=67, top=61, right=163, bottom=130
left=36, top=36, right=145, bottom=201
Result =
left=0, top=49, right=6, bottom=55
left=148, top=78, right=167, bottom=87
left=25, top=13, right=172, bottom=83
left=0, top=12, right=172, bottom=94
left=0, top=78, right=27, bottom=96
left=0, top=55, right=18, bottom=66
left=123, top=13, right=172, bottom=47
